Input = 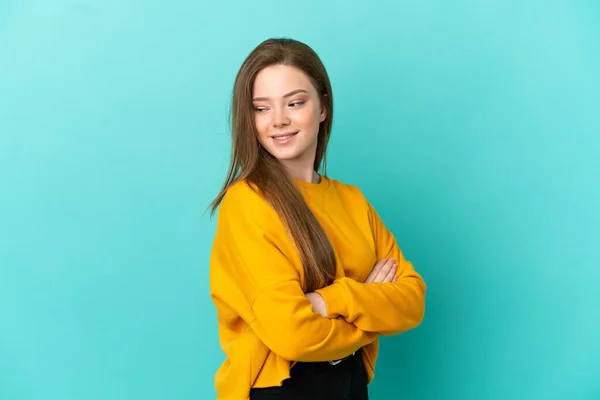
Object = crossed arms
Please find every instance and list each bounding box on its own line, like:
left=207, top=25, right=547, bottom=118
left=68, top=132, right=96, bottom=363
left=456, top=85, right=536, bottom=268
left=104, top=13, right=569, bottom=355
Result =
left=210, top=183, right=426, bottom=362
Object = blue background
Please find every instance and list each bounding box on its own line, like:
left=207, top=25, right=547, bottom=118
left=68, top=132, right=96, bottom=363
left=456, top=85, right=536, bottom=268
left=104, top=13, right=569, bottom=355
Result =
left=1, top=1, right=599, bottom=399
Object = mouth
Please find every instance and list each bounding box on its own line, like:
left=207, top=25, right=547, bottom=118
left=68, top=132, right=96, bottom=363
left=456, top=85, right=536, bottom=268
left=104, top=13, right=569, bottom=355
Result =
left=270, top=131, right=298, bottom=143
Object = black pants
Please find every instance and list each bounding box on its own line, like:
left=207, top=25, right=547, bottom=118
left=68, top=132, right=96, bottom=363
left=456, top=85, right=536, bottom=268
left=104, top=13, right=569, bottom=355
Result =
left=250, top=353, right=369, bottom=399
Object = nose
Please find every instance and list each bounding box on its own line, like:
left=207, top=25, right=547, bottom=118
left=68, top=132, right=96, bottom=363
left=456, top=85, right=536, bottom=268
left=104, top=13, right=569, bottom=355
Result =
left=272, top=106, right=290, bottom=128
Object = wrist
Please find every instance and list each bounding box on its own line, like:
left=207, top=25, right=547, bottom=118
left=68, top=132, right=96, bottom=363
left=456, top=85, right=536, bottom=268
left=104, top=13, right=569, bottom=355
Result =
left=306, top=292, right=328, bottom=317
left=315, top=293, right=327, bottom=317
left=315, top=279, right=349, bottom=319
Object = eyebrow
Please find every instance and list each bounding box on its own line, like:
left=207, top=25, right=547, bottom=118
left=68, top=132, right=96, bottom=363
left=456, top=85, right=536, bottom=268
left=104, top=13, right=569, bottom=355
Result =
left=252, top=89, right=308, bottom=102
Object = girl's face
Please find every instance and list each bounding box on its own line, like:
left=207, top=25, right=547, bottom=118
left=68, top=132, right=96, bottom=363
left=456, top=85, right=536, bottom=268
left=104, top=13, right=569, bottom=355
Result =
left=252, top=65, right=326, bottom=167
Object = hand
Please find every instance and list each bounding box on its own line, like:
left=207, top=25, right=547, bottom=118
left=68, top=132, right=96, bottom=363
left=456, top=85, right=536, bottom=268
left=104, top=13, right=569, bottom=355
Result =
left=306, top=292, right=328, bottom=317
left=364, top=258, right=398, bottom=284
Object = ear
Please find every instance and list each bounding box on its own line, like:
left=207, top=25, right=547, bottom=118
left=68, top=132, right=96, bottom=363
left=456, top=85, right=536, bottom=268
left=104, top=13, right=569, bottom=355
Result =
left=319, top=94, right=328, bottom=123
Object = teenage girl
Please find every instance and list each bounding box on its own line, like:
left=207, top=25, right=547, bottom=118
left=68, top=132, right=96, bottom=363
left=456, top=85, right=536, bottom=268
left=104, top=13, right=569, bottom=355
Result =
left=209, top=38, right=426, bottom=400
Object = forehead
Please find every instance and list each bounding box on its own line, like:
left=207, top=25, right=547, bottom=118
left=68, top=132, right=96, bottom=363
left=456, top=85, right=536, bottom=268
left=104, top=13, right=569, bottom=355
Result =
left=253, top=65, right=315, bottom=97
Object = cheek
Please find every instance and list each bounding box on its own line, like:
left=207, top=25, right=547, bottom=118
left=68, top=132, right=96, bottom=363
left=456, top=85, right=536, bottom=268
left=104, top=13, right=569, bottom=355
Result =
left=307, top=107, right=322, bottom=130
left=254, top=115, right=268, bottom=137
left=295, top=107, right=320, bottom=128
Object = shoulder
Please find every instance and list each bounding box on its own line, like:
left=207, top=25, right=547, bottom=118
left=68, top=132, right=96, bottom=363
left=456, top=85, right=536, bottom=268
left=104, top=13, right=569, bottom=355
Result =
left=326, top=176, right=378, bottom=220
left=218, top=179, right=277, bottom=219
left=326, top=176, right=369, bottom=204
left=221, top=179, right=259, bottom=203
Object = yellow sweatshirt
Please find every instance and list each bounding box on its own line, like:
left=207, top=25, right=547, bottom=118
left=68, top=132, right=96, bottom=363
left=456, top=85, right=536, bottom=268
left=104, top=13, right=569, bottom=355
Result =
left=209, top=175, right=426, bottom=400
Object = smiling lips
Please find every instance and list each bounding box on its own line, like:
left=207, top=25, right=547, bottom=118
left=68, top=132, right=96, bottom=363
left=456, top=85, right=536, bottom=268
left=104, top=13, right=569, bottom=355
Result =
left=271, top=131, right=298, bottom=143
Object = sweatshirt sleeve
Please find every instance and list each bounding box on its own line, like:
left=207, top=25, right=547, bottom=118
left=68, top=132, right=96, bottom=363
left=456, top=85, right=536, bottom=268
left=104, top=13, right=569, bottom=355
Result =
left=211, top=182, right=377, bottom=362
left=315, top=198, right=426, bottom=336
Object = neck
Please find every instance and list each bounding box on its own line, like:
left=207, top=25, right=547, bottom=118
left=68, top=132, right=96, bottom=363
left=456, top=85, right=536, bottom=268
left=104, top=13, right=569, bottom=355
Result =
left=282, top=157, right=319, bottom=184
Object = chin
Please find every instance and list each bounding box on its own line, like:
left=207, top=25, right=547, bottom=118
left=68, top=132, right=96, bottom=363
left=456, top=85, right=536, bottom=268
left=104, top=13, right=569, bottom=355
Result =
left=259, top=144, right=295, bottom=159
left=271, top=150, right=302, bottom=161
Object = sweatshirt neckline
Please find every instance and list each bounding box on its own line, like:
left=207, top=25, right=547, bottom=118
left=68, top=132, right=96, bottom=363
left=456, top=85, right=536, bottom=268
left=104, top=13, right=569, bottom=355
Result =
left=293, top=174, right=330, bottom=192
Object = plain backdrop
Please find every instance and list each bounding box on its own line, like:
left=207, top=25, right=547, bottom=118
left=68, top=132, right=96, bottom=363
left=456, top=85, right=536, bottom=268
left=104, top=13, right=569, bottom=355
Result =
left=1, top=1, right=599, bottom=399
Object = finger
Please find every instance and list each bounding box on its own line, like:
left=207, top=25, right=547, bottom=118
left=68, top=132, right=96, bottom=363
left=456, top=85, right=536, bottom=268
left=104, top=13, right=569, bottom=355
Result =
left=374, top=259, right=395, bottom=283
left=364, top=258, right=387, bottom=283
left=373, top=259, right=394, bottom=282
left=383, top=263, right=397, bottom=283
left=392, top=275, right=398, bottom=282
left=365, top=259, right=386, bottom=283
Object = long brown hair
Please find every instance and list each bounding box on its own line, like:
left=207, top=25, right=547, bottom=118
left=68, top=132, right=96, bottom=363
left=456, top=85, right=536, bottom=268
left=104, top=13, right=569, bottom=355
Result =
left=209, top=38, right=336, bottom=292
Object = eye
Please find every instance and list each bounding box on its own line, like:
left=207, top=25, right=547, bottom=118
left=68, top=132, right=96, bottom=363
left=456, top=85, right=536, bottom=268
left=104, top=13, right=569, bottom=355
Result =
left=289, top=101, right=305, bottom=108
left=254, top=106, right=268, bottom=113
